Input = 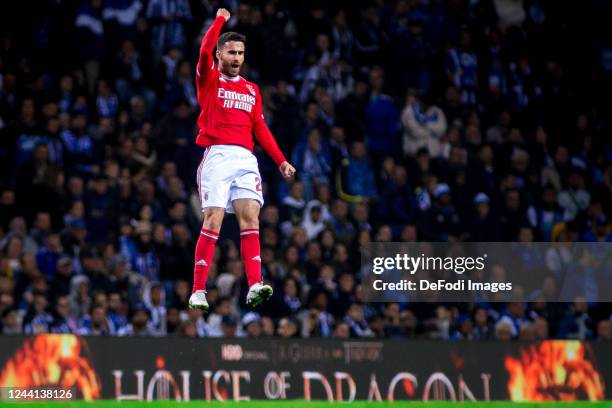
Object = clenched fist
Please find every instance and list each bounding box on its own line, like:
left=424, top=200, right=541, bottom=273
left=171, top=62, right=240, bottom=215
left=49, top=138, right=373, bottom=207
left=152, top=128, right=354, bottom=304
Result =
left=279, top=161, right=296, bottom=181
left=216, top=8, right=231, bottom=22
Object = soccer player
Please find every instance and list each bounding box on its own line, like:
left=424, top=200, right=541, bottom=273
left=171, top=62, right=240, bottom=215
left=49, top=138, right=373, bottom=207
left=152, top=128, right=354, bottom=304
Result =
left=188, top=8, right=296, bottom=311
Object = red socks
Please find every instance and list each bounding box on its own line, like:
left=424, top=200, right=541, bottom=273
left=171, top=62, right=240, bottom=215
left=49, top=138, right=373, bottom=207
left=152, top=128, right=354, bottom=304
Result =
left=193, top=227, right=261, bottom=291
left=240, top=228, right=261, bottom=287
left=192, top=228, right=219, bottom=293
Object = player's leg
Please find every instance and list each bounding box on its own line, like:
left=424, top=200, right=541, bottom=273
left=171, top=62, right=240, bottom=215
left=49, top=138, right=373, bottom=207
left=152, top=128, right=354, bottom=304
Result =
left=233, top=198, right=262, bottom=287
left=189, top=208, right=224, bottom=311
left=233, top=198, right=273, bottom=308
left=190, top=146, right=231, bottom=311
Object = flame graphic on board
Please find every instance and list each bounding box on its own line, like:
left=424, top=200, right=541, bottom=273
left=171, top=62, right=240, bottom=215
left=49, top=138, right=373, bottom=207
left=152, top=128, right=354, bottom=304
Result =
left=505, top=340, right=604, bottom=401
left=0, top=334, right=101, bottom=400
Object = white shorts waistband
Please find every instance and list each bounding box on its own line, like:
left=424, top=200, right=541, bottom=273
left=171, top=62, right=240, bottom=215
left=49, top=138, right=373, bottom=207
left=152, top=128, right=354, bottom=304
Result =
left=207, top=144, right=253, bottom=155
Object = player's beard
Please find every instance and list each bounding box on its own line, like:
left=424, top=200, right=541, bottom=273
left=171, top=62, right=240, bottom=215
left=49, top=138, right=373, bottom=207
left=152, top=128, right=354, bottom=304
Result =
left=220, top=60, right=241, bottom=77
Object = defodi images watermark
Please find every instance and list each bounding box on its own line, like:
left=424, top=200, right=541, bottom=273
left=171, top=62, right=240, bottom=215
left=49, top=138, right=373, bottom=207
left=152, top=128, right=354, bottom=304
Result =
left=361, top=242, right=611, bottom=303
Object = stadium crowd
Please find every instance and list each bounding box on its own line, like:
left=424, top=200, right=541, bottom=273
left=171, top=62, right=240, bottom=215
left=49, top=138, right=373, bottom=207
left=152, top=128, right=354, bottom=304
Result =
left=0, top=0, right=611, bottom=340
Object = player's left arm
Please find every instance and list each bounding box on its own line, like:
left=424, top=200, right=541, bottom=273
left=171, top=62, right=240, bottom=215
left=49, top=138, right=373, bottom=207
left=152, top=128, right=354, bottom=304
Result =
left=252, top=87, right=296, bottom=180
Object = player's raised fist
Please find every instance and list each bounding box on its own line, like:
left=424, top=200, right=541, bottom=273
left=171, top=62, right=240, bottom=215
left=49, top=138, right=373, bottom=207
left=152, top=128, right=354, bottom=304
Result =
left=279, top=161, right=296, bottom=181
left=216, top=8, right=231, bottom=22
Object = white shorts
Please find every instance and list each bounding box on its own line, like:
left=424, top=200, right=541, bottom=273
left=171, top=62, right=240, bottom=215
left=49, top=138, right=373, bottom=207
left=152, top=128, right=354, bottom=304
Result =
left=196, top=145, right=264, bottom=214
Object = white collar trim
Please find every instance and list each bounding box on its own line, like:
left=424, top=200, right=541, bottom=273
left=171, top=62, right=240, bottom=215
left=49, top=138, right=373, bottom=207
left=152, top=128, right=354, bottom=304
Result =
left=219, top=71, right=241, bottom=82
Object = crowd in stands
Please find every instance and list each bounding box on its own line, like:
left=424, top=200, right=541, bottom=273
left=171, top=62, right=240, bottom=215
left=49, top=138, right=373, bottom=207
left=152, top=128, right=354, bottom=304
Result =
left=0, top=0, right=611, bottom=340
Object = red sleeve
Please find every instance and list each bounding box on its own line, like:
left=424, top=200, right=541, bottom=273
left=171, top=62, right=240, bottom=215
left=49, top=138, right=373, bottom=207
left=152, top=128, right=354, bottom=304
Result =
left=253, top=87, right=286, bottom=166
left=197, top=16, right=225, bottom=77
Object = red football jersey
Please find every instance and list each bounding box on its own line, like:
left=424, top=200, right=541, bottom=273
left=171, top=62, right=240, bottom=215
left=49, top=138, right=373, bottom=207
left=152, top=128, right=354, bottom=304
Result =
left=195, top=16, right=286, bottom=166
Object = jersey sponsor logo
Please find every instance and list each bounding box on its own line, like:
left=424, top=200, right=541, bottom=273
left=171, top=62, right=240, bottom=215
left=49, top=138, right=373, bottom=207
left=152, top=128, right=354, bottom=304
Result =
left=217, top=88, right=255, bottom=113
left=196, top=259, right=208, bottom=266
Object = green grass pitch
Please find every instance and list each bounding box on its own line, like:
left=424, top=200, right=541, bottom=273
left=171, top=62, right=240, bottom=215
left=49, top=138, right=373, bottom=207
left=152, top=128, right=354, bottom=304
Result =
left=0, top=402, right=611, bottom=407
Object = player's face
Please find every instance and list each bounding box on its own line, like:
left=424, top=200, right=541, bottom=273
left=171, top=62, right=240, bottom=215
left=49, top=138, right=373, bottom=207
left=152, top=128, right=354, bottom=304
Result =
left=217, top=41, right=245, bottom=77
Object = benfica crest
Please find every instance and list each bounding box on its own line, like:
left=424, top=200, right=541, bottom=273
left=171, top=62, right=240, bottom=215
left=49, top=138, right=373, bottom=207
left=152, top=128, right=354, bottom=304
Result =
left=246, top=84, right=256, bottom=96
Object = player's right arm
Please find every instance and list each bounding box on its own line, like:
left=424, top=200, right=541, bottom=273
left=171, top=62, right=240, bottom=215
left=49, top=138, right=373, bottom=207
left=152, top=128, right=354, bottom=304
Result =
left=196, top=9, right=230, bottom=77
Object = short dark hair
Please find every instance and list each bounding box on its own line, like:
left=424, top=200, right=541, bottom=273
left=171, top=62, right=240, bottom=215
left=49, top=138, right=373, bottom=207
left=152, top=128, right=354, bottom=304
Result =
left=217, top=32, right=246, bottom=50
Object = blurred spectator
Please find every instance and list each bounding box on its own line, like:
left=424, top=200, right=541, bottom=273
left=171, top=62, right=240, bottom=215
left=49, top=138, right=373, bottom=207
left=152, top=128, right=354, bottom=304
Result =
left=332, top=321, right=350, bottom=339
left=280, top=181, right=306, bottom=233
left=118, top=303, right=155, bottom=336
left=242, top=312, right=262, bottom=338
left=472, top=307, right=492, bottom=340
left=115, top=40, right=149, bottom=103
left=377, top=165, right=416, bottom=229
left=299, top=289, right=334, bottom=338
left=401, top=92, right=447, bottom=157
left=302, top=201, right=327, bottom=240
left=498, top=189, right=528, bottom=241
left=344, top=302, right=374, bottom=338
left=108, top=291, right=129, bottom=333
left=469, top=193, right=499, bottom=241
left=78, top=304, right=112, bottom=336
left=450, top=314, right=474, bottom=340
left=23, top=292, right=53, bottom=334
left=558, top=170, right=591, bottom=222
left=496, top=302, right=527, bottom=339
left=221, top=315, right=238, bottom=338
left=261, top=316, right=276, bottom=337
left=382, top=303, right=402, bottom=338
left=49, top=256, right=74, bottom=300
left=527, top=186, right=563, bottom=241
left=278, top=317, right=300, bottom=338
left=2, top=309, right=22, bottom=335
left=103, top=0, right=142, bottom=46
left=494, top=320, right=513, bottom=341
left=533, top=317, right=549, bottom=340
left=96, top=80, right=119, bottom=118
left=596, top=320, right=612, bottom=341
left=558, top=297, right=595, bottom=340
left=345, top=141, right=378, bottom=201
left=329, top=199, right=355, bottom=245
left=75, top=0, right=106, bottom=95
left=143, top=281, right=166, bottom=335
left=420, top=183, right=461, bottom=241
left=176, top=320, right=197, bottom=338
left=582, top=215, right=612, bottom=242
left=163, top=61, right=197, bottom=111
left=145, top=0, right=192, bottom=64
left=291, top=128, right=332, bottom=201
left=365, top=67, right=399, bottom=163
left=60, top=114, right=96, bottom=176
left=185, top=308, right=208, bottom=337
left=69, top=275, right=91, bottom=320
left=446, top=30, right=477, bottom=104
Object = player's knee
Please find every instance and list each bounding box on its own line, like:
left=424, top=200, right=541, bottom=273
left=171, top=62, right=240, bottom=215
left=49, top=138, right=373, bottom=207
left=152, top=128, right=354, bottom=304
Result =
left=242, top=214, right=259, bottom=227
left=239, top=207, right=259, bottom=228
left=203, top=217, right=223, bottom=232
left=203, top=208, right=224, bottom=231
